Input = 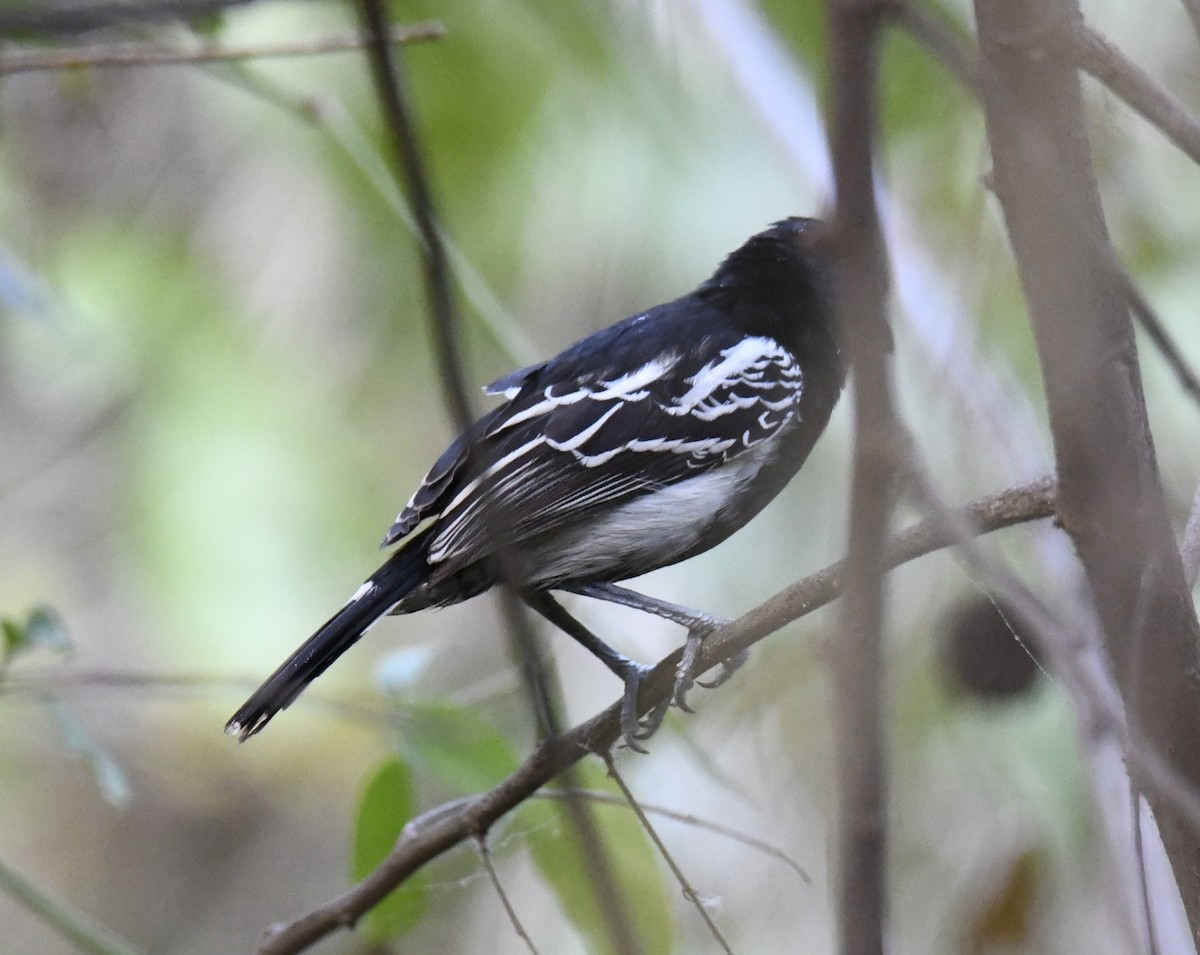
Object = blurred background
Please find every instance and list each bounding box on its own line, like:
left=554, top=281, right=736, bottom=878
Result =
left=1, top=0, right=1199, bottom=952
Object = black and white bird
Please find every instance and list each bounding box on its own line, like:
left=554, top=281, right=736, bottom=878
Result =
left=226, top=217, right=843, bottom=750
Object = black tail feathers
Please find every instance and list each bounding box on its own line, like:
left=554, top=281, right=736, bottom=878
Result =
left=225, top=528, right=435, bottom=742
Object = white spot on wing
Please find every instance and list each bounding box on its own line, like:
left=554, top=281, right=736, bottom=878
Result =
left=546, top=404, right=622, bottom=452
left=361, top=601, right=402, bottom=632
left=438, top=436, right=547, bottom=518
left=671, top=337, right=790, bottom=413
left=592, top=357, right=677, bottom=400
left=347, top=581, right=376, bottom=605
left=494, top=388, right=588, bottom=433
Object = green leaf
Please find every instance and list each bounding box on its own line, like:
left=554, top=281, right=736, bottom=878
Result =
left=1, top=619, right=23, bottom=659
left=2, top=605, right=70, bottom=665
left=401, top=701, right=521, bottom=794
left=351, top=758, right=427, bottom=941
left=519, top=762, right=674, bottom=955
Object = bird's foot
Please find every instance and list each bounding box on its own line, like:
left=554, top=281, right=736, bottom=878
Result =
left=674, top=616, right=741, bottom=712
left=618, top=662, right=669, bottom=753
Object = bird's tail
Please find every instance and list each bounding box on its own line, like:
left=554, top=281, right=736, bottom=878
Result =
left=225, top=527, right=436, bottom=742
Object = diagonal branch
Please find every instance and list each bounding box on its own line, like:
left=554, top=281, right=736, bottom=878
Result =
left=0, top=23, right=445, bottom=76
left=252, top=477, right=1056, bottom=955
left=353, top=5, right=641, bottom=953
left=1069, top=23, right=1200, bottom=167
left=889, top=0, right=1200, bottom=493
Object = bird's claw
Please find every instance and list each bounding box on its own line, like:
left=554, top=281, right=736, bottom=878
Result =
left=697, top=648, right=749, bottom=688
left=673, top=618, right=738, bottom=711
left=619, top=663, right=667, bottom=753
left=615, top=612, right=744, bottom=750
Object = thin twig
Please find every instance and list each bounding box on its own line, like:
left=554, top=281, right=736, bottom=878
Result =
left=1182, top=0, right=1200, bottom=43
left=354, top=1, right=468, bottom=431
left=602, top=755, right=735, bottom=955
left=533, top=790, right=810, bottom=883
left=0, top=856, right=146, bottom=955
left=1070, top=24, right=1200, bottom=168
left=0, top=668, right=398, bottom=731
left=1113, top=267, right=1200, bottom=412
left=475, top=837, right=540, bottom=955
left=195, top=65, right=538, bottom=365
left=894, top=441, right=1171, bottom=953
left=884, top=0, right=980, bottom=92
left=0, top=0, right=256, bottom=36
left=890, top=1, right=1200, bottom=424
left=251, top=478, right=1056, bottom=955
left=352, top=5, right=640, bottom=954
left=0, top=23, right=445, bottom=76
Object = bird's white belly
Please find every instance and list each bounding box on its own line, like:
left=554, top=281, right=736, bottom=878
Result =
left=520, top=442, right=777, bottom=586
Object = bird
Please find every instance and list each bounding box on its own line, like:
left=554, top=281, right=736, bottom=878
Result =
left=226, top=217, right=844, bottom=751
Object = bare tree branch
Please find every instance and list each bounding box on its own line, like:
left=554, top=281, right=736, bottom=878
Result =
left=885, top=0, right=980, bottom=91
left=602, top=756, right=734, bottom=954
left=475, top=838, right=540, bottom=955
left=533, top=790, right=811, bottom=883
left=1069, top=24, right=1200, bottom=170
left=1183, top=0, right=1200, bottom=42
left=0, top=0, right=259, bottom=36
left=973, top=0, right=1200, bottom=936
left=889, top=0, right=1200, bottom=582
left=353, top=4, right=642, bottom=953
left=0, top=23, right=444, bottom=76
left=250, top=477, right=1055, bottom=955
left=826, top=1, right=896, bottom=952
left=0, top=856, right=145, bottom=955
left=1112, top=268, right=1200, bottom=414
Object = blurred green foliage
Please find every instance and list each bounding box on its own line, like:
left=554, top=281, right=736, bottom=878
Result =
left=351, top=757, right=428, bottom=940
left=520, top=761, right=674, bottom=955
left=398, top=700, right=520, bottom=794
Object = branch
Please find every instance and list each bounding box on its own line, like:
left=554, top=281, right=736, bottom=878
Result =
left=826, top=0, right=895, bottom=952
left=885, top=0, right=980, bottom=92
left=1183, top=0, right=1200, bottom=43
left=252, top=478, right=1056, bottom=955
left=532, top=790, right=811, bottom=883
left=0, top=0, right=258, bottom=36
left=1111, top=266, right=1200, bottom=414
left=0, top=855, right=145, bottom=955
left=888, top=0, right=1200, bottom=482
left=353, top=5, right=642, bottom=952
left=603, top=757, right=734, bottom=954
left=0, top=23, right=445, bottom=76
left=1069, top=24, right=1200, bottom=167
left=974, top=0, right=1200, bottom=935
left=475, top=839, right=539, bottom=955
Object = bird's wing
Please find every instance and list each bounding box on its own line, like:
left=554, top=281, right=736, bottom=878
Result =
left=420, top=332, right=805, bottom=567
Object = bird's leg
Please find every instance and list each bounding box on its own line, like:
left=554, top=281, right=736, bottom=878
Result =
left=568, top=583, right=745, bottom=712
left=522, top=592, right=667, bottom=752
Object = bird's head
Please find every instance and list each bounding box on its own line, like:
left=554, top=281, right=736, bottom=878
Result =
left=704, top=217, right=842, bottom=367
